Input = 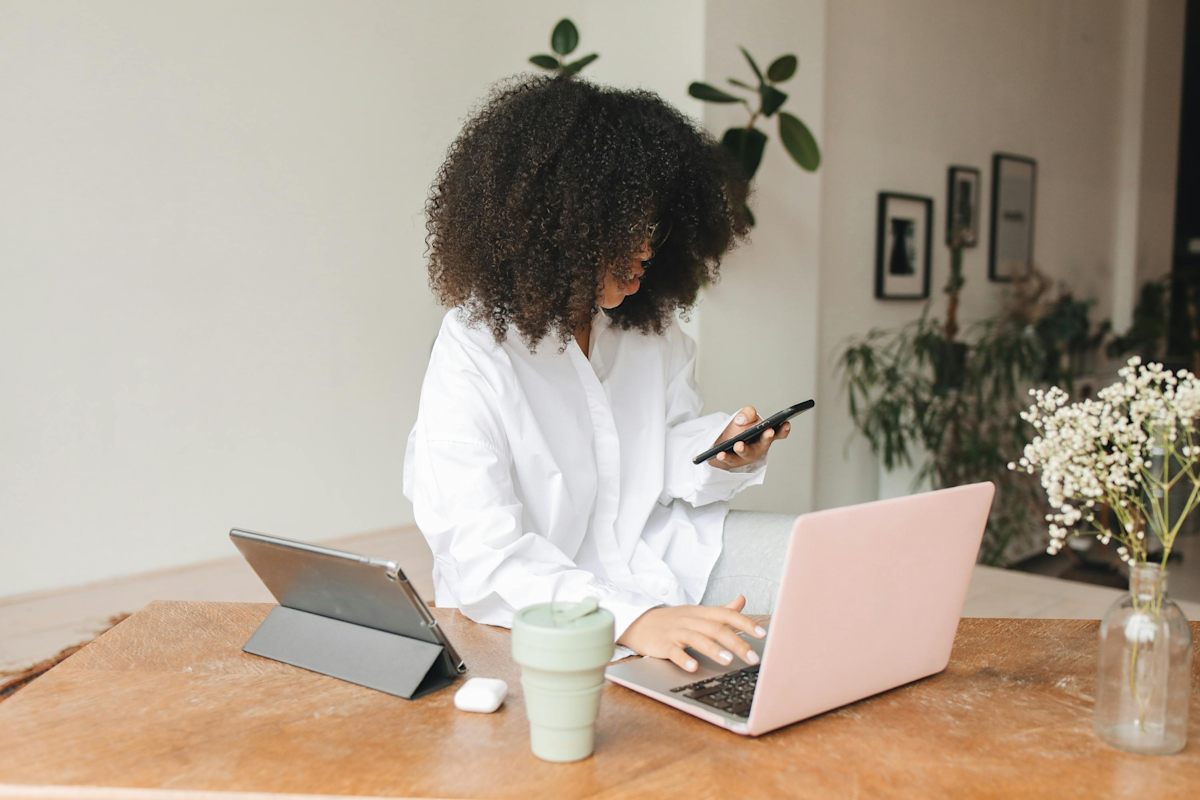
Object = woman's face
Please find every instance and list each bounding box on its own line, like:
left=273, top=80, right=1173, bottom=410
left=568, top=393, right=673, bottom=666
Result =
left=598, top=235, right=653, bottom=309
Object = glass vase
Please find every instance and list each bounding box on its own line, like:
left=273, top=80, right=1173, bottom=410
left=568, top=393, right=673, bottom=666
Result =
left=1094, top=563, right=1193, bottom=755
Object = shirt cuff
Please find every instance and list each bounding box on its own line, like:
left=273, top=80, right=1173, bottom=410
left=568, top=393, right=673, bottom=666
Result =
left=612, top=644, right=638, bottom=661
left=691, top=412, right=770, bottom=499
left=597, top=590, right=664, bottom=653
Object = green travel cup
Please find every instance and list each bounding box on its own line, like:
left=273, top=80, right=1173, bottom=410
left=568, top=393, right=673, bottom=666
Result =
left=511, top=598, right=615, bottom=762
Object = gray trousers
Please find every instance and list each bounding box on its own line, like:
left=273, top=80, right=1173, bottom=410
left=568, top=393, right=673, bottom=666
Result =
left=699, top=510, right=796, bottom=615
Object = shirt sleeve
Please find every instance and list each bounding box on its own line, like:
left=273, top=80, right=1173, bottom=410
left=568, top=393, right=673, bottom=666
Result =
left=659, top=323, right=768, bottom=508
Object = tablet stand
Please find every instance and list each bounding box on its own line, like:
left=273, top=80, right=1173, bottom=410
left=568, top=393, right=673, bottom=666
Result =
left=243, top=605, right=457, bottom=700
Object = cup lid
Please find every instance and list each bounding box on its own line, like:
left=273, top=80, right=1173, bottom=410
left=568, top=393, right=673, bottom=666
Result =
left=516, top=597, right=612, bottom=631
left=512, top=598, right=615, bottom=658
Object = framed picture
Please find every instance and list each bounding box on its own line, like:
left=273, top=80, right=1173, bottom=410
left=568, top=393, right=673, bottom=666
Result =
left=946, top=165, right=981, bottom=247
left=875, top=192, right=932, bottom=300
left=989, top=153, right=1037, bottom=282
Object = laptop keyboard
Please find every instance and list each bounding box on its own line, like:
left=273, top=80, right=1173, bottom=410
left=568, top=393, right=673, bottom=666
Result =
left=669, top=665, right=759, bottom=717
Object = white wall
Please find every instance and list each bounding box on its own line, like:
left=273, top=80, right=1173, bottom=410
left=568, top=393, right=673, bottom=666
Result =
left=698, top=0, right=825, bottom=515
left=812, top=0, right=1183, bottom=512
left=2, top=0, right=1184, bottom=598
left=1135, top=0, right=1187, bottom=292
left=1111, top=0, right=1186, bottom=330
left=0, top=0, right=704, bottom=598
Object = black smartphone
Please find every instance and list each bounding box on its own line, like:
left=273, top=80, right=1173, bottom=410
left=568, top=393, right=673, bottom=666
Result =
left=692, top=400, right=814, bottom=465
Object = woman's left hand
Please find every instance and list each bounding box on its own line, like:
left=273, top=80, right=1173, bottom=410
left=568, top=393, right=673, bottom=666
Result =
left=708, top=405, right=790, bottom=470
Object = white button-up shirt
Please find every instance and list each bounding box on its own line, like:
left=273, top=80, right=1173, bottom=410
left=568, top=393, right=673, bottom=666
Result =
left=403, top=308, right=768, bottom=641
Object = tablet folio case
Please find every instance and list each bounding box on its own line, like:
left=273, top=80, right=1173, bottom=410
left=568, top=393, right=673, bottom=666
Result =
left=243, top=605, right=457, bottom=700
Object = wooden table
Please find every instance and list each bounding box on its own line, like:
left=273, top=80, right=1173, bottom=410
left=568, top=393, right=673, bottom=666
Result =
left=0, top=601, right=1198, bottom=800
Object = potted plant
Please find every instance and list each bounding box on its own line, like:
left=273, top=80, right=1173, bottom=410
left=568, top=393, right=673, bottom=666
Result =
left=528, top=19, right=599, bottom=77
left=687, top=46, right=820, bottom=226
left=839, top=234, right=1107, bottom=563
left=1014, top=358, right=1195, bottom=754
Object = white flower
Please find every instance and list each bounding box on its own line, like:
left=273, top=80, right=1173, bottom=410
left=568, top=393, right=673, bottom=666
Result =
left=1018, top=357, right=1200, bottom=559
left=1124, top=614, right=1158, bottom=644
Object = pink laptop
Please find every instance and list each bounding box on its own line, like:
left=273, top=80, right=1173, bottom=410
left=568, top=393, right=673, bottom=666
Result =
left=605, top=482, right=996, bottom=736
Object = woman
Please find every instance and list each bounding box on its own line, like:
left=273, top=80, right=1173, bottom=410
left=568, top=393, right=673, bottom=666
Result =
left=403, top=74, right=794, bottom=673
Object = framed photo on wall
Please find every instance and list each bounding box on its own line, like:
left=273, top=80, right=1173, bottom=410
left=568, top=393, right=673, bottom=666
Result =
left=989, top=153, right=1037, bottom=282
left=946, top=165, right=981, bottom=247
left=875, top=192, right=932, bottom=300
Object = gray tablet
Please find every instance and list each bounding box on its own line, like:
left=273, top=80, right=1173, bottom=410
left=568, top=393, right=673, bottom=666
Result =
left=230, top=529, right=466, bottom=675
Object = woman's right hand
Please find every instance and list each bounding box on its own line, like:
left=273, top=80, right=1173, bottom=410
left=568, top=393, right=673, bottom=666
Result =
left=616, top=595, right=766, bottom=672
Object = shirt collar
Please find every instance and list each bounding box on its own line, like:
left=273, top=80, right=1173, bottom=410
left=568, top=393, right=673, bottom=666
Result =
left=592, top=307, right=612, bottom=338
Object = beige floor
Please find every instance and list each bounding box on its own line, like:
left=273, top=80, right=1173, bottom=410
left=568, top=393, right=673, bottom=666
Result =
left=3, top=524, right=1199, bottom=675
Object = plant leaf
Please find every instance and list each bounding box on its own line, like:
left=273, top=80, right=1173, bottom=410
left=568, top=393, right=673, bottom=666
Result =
left=728, top=78, right=756, bottom=91
left=551, top=19, right=579, bottom=56
left=561, top=53, right=599, bottom=75
left=759, top=85, right=788, bottom=117
left=689, top=82, right=743, bottom=104
left=744, top=202, right=756, bottom=227
left=739, top=46, right=764, bottom=84
left=529, top=54, right=560, bottom=70
left=778, top=112, right=821, bottom=171
left=721, top=126, right=768, bottom=180
left=767, top=54, right=798, bottom=82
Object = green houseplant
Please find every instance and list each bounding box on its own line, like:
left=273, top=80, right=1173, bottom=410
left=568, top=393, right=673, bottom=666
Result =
left=838, top=236, right=1106, bottom=564
left=688, top=46, right=821, bottom=225
left=529, top=19, right=599, bottom=77
left=1107, top=277, right=1170, bottom=363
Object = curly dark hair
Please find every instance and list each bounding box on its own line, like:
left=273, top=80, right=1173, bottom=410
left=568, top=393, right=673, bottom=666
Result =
left=424, top=73, right=751, bottom=349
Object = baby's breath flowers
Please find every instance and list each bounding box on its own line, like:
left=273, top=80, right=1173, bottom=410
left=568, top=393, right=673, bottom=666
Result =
left=1011, top=357, right=1200, bottom=568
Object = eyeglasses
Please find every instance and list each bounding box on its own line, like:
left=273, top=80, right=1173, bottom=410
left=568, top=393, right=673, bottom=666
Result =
left=632, top=218, right=673, bottom=255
